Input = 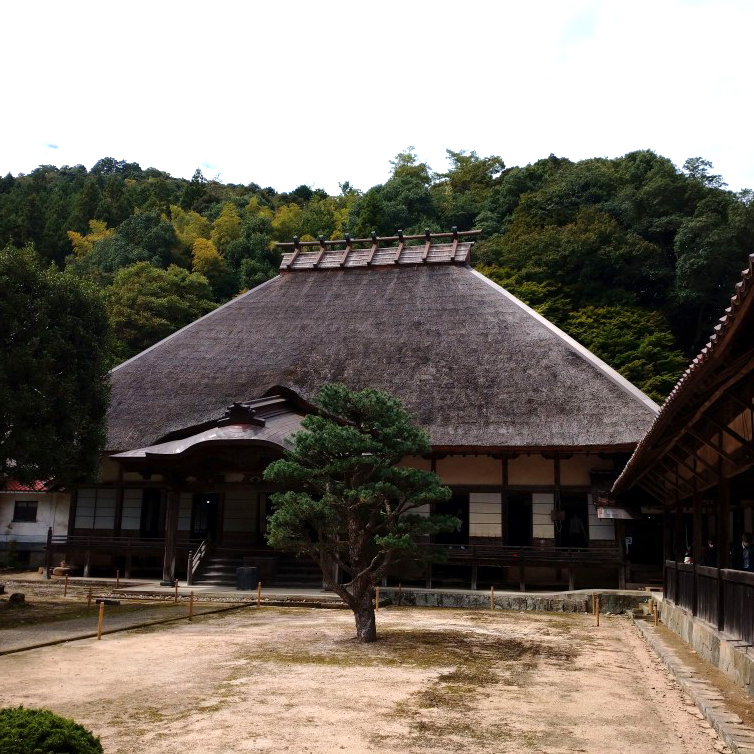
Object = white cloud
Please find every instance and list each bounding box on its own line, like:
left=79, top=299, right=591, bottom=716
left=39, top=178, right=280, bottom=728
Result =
left=3, top=0, right=752, bottom=192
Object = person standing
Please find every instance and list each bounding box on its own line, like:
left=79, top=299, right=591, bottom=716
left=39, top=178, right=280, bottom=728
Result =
left=731, top=532, right=754, bottom=572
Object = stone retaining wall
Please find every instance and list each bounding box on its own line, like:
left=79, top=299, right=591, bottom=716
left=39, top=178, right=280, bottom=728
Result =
left=383, top=589, right=650, bottom=614
left=660, top=599, right=754, bottom=698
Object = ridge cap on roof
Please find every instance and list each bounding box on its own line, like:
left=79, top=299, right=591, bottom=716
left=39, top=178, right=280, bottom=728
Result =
left=470, top=269, right=660, bottom=414
left=110, top=274, right=282, bottom=375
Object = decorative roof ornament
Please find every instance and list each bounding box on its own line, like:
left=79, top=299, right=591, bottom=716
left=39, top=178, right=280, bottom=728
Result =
left=276, top=228, right=481, bottom=271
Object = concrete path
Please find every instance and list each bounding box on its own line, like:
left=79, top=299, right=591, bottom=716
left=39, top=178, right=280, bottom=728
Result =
left=0, top=601, right=249, bottom=655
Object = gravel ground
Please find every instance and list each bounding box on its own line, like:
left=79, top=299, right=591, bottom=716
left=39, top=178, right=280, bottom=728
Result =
left=0, top=606, right=733, bottom=753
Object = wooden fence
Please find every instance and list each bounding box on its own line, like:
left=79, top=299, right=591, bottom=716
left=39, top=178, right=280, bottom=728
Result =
left=664, top=560, right=754, bottom=645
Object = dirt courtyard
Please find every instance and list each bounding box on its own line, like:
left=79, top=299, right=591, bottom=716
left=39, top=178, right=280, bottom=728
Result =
left=0, top=606, right=729, bottom=753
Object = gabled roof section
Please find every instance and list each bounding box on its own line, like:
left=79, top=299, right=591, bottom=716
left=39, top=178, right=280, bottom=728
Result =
left=107, top=256, right=658, bottom=453
left=613, top=253, right=754, bottom=495
left=278, top=229, right=478, bottom=271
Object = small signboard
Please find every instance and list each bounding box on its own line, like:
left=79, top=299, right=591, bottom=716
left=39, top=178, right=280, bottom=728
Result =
left=596, top=506, right=634, bottom=520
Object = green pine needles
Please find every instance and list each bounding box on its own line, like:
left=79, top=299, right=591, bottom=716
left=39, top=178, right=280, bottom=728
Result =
left=264, top=384, right=457, bottom=642
left=0, top=707, right=102, bottom=754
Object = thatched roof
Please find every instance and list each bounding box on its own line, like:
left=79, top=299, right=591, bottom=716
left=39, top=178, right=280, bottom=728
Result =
left=108, top=259, right=658, bottom=453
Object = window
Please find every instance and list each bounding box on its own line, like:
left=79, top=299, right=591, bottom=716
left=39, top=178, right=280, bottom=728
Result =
left=13, top=500, right=38, bottom=522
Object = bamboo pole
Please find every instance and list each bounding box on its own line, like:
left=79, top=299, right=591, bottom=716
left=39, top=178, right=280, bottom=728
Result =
left=376, top=587, right=380, bottom=611
left=189, top=591, right=194, bottom=622
left=87, top=586, right=92, bottom=611
left=174, top=579, right=178, bottom=603
left=97, top=602, right=104, bottom=640
left=64, top=574, right=68, bottom=597
left=257, top=581, right=262, bottom=607
left=490, top=585, right=495, bottom=611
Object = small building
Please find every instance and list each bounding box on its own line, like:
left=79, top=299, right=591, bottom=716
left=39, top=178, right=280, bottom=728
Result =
left=54, top=231, right=659, bottom=589
left=1, top=480, right=70, bottom=567
left=613, top=253, right=754, bottom=644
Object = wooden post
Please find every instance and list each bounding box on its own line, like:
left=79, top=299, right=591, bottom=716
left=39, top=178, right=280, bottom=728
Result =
left=490, top=585, right=495, bottom=611
left=257, top=581, right=262, bottom=607
left=174, top=579, right=178, bottom=603
left=115, top=569, right=119, bottom=590
left=519, top=564, right=525, bottom=592
left=97, top=602, right=104, bottom=640
left=87, top=586, right=93, bottom=611
left=566, top=567, right=574, bottom=592
left=161, top=488, right=181, bottom=585
left=654, top=601, right=659, bottom=626
left=83, top=548, right=91, bottom=578
left=398, top=583, right=402, bottom=606
left=471, top=564, right=478, bottom=591
left=425, top=563, right=432, bottom=589
left=125, top=539, right=132, bottom=580
left=187, top=550, right=194, bottom=587
left=45, top=527, right=53, bottom=580
left=596, top=596, right=600, bottom=627
left=189, top=591, right=194, bottom=622
left=64, top=574, right=68, bottom=597
left=375, top=586, right=380, bottom=611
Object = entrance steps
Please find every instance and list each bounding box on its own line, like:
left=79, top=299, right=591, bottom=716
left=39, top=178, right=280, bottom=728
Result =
left=193, top=550, right=322, bottom=588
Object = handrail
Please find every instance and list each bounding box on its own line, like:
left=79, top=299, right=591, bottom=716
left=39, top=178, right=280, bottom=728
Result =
left=187, top=539, right=209, bottom=586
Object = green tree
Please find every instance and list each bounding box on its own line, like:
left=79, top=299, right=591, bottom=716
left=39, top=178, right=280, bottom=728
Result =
left=264, top=384, right=456, bottom=643
left=0, top=246, right=110, bottom=485
left=107, top=262, right=216, bottom=361
left=210, top=202, right=242, bottom=253
left=0, top=707, right=102, bottom=754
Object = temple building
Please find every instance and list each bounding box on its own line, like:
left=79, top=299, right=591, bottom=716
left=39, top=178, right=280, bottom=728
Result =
left=51, top=231, right=659, bottom=590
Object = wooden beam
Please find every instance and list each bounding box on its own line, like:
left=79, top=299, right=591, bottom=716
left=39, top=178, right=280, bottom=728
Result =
left=365, top=232, right=378, bottom=266
left=685, top=427, right=739, bottom=466
left=702, top=412, right=754, bottom=452
left=339, top=235, right=353, bottom=268
left=422, top=229, right=432, bottom=261
left=312, top=236, right=328, bottom=269
left=665, top=448, right=711, bottom=486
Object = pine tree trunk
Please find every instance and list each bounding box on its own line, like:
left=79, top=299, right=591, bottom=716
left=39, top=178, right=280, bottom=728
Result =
left=354, top=600, right=377, bottom=643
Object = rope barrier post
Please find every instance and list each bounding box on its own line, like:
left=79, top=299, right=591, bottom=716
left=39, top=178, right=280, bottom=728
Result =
left=654, top=601, right=659, bottom=626
left=398, top=583, right=402, bottom=606
left=97, top=602, right=105, bottom=640
left=257, top=581, right=262, bottom=607
left=116, top=569, right=119, bottom=590
left=596, top=596, right=600, bottom=627
left=490, top=585, right=495, bottom=611
left=174, top=579, right=178, bottom=604
left=189, top=590, right=194, bottom=622
left=64, top=574, right=68, bottom=597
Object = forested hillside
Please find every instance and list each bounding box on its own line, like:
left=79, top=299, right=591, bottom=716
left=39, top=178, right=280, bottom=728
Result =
left=1, top=149, right=752, bottom=402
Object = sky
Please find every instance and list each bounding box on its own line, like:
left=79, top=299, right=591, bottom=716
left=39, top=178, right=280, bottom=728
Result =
left=3, top=0, right=753, bottom=194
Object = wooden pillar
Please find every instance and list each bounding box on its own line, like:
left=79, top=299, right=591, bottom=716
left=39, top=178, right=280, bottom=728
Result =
left=566, top=567, right=574, bottom=591
left=113, top=466, right=124, bottom=536
left=617, top=519, right=627, bottom=589
left=673, top=491, right=682, bottom=602
left=161, top=488, right=181, bottom=585
left=125, top=538, right=132, bottom=579
left=45, top=527, right=53, bottom=579
left=500, top=457, right=508, bottom=546
left=692, top=484, right=702, bottom=616
left=718, top=477, right=731, bottom=569
left=471, top=564, right=478, bottom=591
left=519, top=563, right=525, bottom=592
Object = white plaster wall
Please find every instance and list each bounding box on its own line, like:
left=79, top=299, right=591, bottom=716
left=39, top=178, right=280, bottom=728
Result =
left=224, top=490, right=257, bottom=533
left=587, top=494, right=615, bottom=541
left=436, top=455, right=501, bottom=485
left=509, top=455, right=554, bottom=486
left=560, top=455, right=615, bottom=486
left=532, top=493, right=554, bottom=539
left=469, top=492, right=502, bottom=538
left=0, top=492, right=70, bottom=545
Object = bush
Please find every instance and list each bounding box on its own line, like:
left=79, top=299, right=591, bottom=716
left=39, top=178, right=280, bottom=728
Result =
left=0, top=707, right=102, bottom=754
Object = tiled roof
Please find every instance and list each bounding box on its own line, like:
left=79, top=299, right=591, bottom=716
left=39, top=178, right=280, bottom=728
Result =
left=613, top=253, right=754, bottom=494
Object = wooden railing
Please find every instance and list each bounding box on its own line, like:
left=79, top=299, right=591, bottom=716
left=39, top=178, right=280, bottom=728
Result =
left=437, top=543, right=622, bottom=566
left=664, top=560, right=754, bottom=645
left=186, top=540, right=209, bottom=586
